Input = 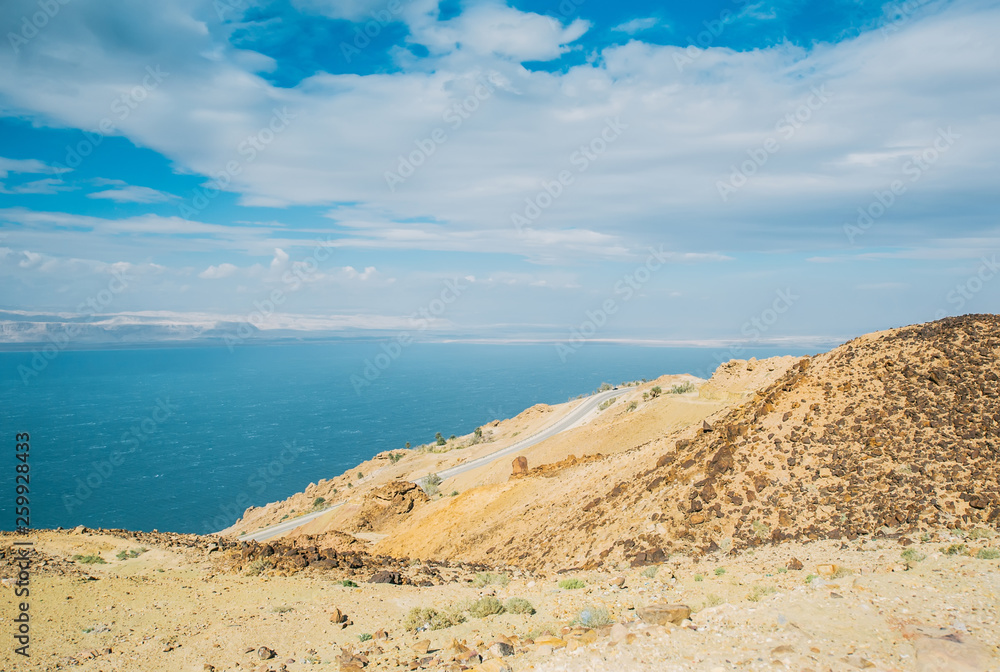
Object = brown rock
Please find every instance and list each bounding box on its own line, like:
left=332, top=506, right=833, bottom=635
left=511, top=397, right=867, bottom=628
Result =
left=636, top=603, right=691, bottom=626
left=412, top=639, right=431, bottom=654
left=786, top=557, right=804, bottom=571
left=511, top=456, right=528, bottom=478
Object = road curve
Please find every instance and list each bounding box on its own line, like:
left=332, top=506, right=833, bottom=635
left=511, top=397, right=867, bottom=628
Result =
left=235, top=388, right=622, bottom=542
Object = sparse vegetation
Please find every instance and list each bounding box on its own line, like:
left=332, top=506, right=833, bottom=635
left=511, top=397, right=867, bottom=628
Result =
left=504, top=597, right=536, bottom=615
left=403, top=607, right=465, bottom=631
left=271, top=605, right=293, bottom=613
left=976, top=548, right=1000, bottom=560
left=705, top=594, right=725, bottom=608
left=626, top=401, right=638, bottom=412
left=244, top=558, right=273, bottom=576
left=356, top=471, right=363, bottom=480
left=751, top=520, right=770, bottom=540
left=435, top=432, right=446, bottom=446
left=746, top=585, right=776, bottom=602
left=115, top=547, right=147, bottom=561
left=598, top=382, right=613, bottom=392
left=969, top=528, right=994, bottom=540
left=649, top=386, right=662, bottom=398
left=901, top=548, right=926, bottom=563
left=805, top=574, right=818, bottom=584
left=598, top=397, right=617, bottom=411
left=388, top=452, right=403, bottom=463
left=449, top=490, right=459, bottom=496
left=669, top=381, right=696, bottom=394
left=944, top=543, right=969, bottom=556
left=640, top=566, right=658, bottom=579
left=73, top=554, right=106, bottom=564
left=558, top=578, right=585, bottom=590
left=312, top=496, right=326, bottom=508
left=469, top=596, right=505, bottom=618
left=341, top=579, right=358, bottom=587
left=358, top=633, right=372, bottom=642
left=573, top=605, right=613, bottom=627
left=714, top=567, right=726, bottom=576
left=472, top=571, right=510, bottom=587
left=419, top=473, right=443, bottom=496
left=776, top=567, right=788, bottom=574
left=694, top=574, right=704, bottom=582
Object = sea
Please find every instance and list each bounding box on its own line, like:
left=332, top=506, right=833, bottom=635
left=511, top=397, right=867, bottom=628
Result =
left=0, top=341, right=813, bottom=535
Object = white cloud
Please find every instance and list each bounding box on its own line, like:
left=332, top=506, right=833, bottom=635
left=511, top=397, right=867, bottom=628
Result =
left=611, top=17, right=661, bottom=34
left=0, top=178, right=75, bottom=195
left=198, top=263, right=238, bottom=279
left=87, top=185, right=177, bottom=203
left=0, top=156, right=68, bottom=178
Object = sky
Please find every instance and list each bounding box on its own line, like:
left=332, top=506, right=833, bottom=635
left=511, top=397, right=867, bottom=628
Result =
left=0, top=0, right=998, bottom=347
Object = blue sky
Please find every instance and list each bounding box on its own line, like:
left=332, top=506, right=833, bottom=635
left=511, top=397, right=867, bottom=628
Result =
left=0, top=0, right=998, bottom=346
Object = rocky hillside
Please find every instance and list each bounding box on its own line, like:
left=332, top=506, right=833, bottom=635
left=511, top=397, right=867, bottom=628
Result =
left=366, top=315, right=999, bottom=571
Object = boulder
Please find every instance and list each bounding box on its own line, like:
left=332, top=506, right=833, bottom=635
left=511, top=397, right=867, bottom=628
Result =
left=636, top=603, right=691, bottom=626
left=511, top=456, right=529, bottom=478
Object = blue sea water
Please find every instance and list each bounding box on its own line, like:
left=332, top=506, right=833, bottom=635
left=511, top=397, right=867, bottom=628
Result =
left=0, top=342, right=812, bottom=534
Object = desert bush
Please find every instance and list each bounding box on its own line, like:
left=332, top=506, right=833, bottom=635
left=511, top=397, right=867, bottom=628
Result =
left=705, top=594, right=724, bottom=608
left=341, top=579, right=358, bottom=587
left=469, top=596, right=505, bottom=619
left=598, top=382, right=613, bottom=392
left=72, top=554, right=106, bottom=564
left=472, top=572, right=509, bottom=587
left=746, top=585, right=776, bottom=602
left=640, top=566, right=658, bottom=579
left=403, top=607, right=465, bottom=631
left=804, top=574, right=818, bottom=584
left=358, top=633, right=372, bottom=642
left=694, top=574, right=704, bottom=582
left=714, top=567, right=726, bottom=576
left=669, top=381, right=696, bottom=394
left=419, top=473, right=443, bottom=496
left=504, top=597, right=536, bottom=615
left=558, top=578, right=585, bottom=590
left=244, top=558, right=273, bottom=576
left=976, top=548, right=1000, bottom=560
left=388, top=452, right=403, bottom=463
left=751, top=520, right=770, bottom=540
left=968, top=528, right=994, bottom=540
left=116, top=547, right=147, bottom=561
left=271, top=605, right=293, bottom=613
left=435, top=432, right=446, bottom=446
left=312, top=497, right=326, bottom=508
left=649, top=386, right=662, bottom=398
left=944, top=543, right=969, bottom=556
left=573, top=606, right=613, bottom=627
left=626, top=401, right=638, bottom=412
left=901, top=548, right=926, bottom=563
left=598, top=397, right=617, bottom=411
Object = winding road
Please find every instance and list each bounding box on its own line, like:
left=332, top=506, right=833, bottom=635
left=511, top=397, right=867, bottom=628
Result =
left=235, top=388, right=622, bottom=542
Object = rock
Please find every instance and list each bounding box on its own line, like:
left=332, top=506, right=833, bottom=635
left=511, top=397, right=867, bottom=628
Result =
left=488, top=641, right=514, bottom=657
left=330, top=608, right=348, bottom=624
left=474, top=659, right=512, bottom=672
left=536, top=644, right=554, bottom=656
left=368, top=570, right=402, bottom=584
left=206, top=543, right=219, bottom=554
left=533, top=635, right=566, bottom=649
left=257, top=646, right=276, bottom=660
left=817, top=564, right=838, bottom=577
left=511, top=456, right=528, bottom=478
left=610, top=576, right=626, bottom=588
left=702, top=420, right=713, bottom=432
left=903, top=626, right=999, bottom=671
left=412, top=639, right=431, bottom=654
left=636, top=603, right=691, bottom=626
left=786, top=557, right=804, bottom=571
left=610, top=623, right=628, bottom=643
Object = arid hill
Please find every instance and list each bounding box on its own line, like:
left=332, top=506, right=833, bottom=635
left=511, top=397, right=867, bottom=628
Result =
left=353, top=315, right=1000, bottom=571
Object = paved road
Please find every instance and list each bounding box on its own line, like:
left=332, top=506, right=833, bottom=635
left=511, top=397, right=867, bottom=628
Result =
left=235, top=388, right=622, bottom=542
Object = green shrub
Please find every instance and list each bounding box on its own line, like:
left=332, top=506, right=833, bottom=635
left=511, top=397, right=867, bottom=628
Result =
left=312, top=497, right=326, bottom=508
left=751, top=520, right=770, bottom=540
left=626, top=401, right=638, bottom=412
left=901, top=548, right=926, bottom=563
left=472, top=572, right=510, bottom=587
left=944, top=543, right=969, bottom=556
left=115, top=547, right=147, bottom=561
left=640, top=566, right=658, bottom=579
left=976, top=548, right=1000, bottom=560
left=669, top=382, right=696, bottom=394
left=504, top=598, right=536, bottom=615
left=805, top=574, right=817, bottom=584
left=388, top=452, right=403, bottom=463
left=469, top=596, right=505, bottom=618
left=705, top=594, right=724, bottom=608
left=358, top=633, right=372, bottom=642
left=116, top=550, right=129, bottom=561
left=403, top=607, right=465, bottom=631
left=599, top=382, right=613, bottom=392
left=341, top=579, right=358, bottom=587
left=573, top=606, right=613, bottom=627
left=72, top=554, right=106, bottom=565
left=598, top=397, right=617, bottom=411
left=746, top=585, right=776, bottom=602
left=968, top=528, right=994, bottom=540
left=558, top=578, right=585, bottom=590
left=419, top=473, right=443, bottom=496
left=776, top=567, right=788, bottom=574
left=356, top=471, right=363, bottom=480
left=693, top=574, right=703, bottom=582
left=714, top=567, right=726, bottom=576
left=435, top=432, right=446, bottom=446
left=649, top=386, right=662, bottom=398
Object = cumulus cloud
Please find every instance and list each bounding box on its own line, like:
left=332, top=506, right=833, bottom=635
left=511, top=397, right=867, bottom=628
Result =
left=198, top=263, right=238, bottom=279
left=611, top=17, right=661, bottom=34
